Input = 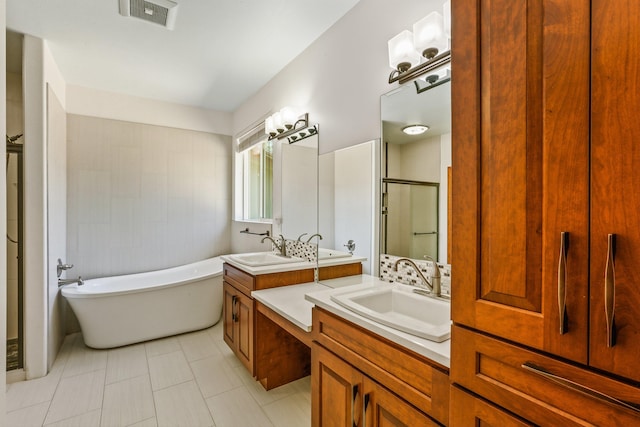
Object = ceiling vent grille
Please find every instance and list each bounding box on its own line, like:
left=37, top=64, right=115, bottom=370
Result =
left=119, top=0, right=178, bottom=30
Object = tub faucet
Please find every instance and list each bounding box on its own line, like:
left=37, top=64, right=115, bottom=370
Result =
left=58, top=276, right=84, bottom=287
left=261, top=235, right=289, bottom=257
left=393, top=257, right=441, bottom=298
left=306, top=233, right=323, bottom=243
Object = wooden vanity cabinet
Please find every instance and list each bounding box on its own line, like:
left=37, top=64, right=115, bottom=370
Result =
left=311, top=307, right=449, bottom=426
left=451, top=0, right=640, bottom=423
left=222, top=263, right=314, bottom=378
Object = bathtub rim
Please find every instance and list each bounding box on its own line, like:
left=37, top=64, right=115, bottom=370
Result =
left=61, top=257, right=223, bottom=299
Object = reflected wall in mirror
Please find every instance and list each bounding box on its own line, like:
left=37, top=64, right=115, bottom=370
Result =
left=381, top=69, right=451, bottom=265
left=279, top=134, right=318, bottom=241
left=318, top=140, right=379, bottom=275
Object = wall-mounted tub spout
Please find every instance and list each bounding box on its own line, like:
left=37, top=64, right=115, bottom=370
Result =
left=58, top=276, right=84, bottom=287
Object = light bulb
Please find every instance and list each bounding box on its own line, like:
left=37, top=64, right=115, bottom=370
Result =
left=388, top=30, right=421, bottom=72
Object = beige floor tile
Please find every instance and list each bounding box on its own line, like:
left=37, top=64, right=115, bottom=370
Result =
left=101, top=375, right=155, bottom=427
left=263, top=393, right=311, bottom=427
left=154, top=381, right=214, bottom=427
left=178, top=329, right=219, bottom=362
left=214, top=340, right=242, bottom=369
left=145, top=336, right=181, bottom=358
left=233, top=366, right=297, bottom=407
left=207, top=321, right=224, bottom=343
left=148, top=350, right=193, bottom=391
left=106, top=343, right=148, bottom=384
left=191, top=354, right=243, bottom=398
left=44, top=409, right=102, bottom=427
left=6, top=370, right=62, bottom=412
left=206, top=387, right=273, bottom=427
left=62, top=339, right=108, bottom=378
left=6, top=401, right=50, bottom=427
left=44, top=369, right=106, bottom=424
left=129, top=417, right=158, bottom=427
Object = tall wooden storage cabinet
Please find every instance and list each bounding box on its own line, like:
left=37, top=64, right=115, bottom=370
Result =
left=451, top=0, right=640, bottom=424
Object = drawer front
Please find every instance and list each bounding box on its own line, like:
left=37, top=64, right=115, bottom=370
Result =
left=451, top=325, right=640, bottom=426
left=313, top=307, right=450, bottom=425
left=450, top=385, right=534, bottom=427
left=223, top=263, right=255, bottom=296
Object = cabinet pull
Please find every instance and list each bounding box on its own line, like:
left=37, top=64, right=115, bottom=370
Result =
left=605, top=234, right=616, bottom=347
left=522, top=362, right=640, bottom=413
left=558, top=231, right=569, bottom=334
left=363, top=393, right=370, bottom=427
left=231, top=295, right=238, bottom=322
left=352, top=385, right=359, bottom=427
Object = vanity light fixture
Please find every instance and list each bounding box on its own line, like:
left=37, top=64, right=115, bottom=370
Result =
left=414, top=65, right=451, bottom=94
left=402, top=124, right=430, bottom=135
left=388, top=1, right=451, bottom=85
left=264, top=108, right=312, bottom=142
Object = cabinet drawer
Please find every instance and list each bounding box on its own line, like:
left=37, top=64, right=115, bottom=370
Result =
left=450, top=385, right=533, bottom=426
left=224, top=263, right=255, bottom=296
left=313, top=307, right=449, bottom=425
left=451, top=325, right=640, bottom=426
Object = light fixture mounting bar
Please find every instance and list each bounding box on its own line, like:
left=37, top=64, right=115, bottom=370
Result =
left=269, top=113, right=310, bottom=141
left=389, top=50, right=451, bottom=85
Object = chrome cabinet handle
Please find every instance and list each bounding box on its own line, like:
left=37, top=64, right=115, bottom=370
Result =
left=362, top=393, right=370, bottom=427
left=352, top=384, right=359, bottom=427
left=231, top=295, right=238, bottom=322
left=558, top=232, right=569, bottom=334
left=605, top=234, right=616, bottom=347
left=522, top=362, right=640, bottom=413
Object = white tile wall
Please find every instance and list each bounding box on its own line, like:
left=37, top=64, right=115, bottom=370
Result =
left=67, top=115, right=232, bottom=278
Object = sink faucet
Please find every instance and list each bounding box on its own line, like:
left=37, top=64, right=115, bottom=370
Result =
left=393, top=257, right=441, bottom=297
left=306, top=233, right=323, bottom=243
left=296, top=233, right=308, bottom=241
left=58, top=276, right=84, bottom=287
left=261, top=234, right=289, bottom=257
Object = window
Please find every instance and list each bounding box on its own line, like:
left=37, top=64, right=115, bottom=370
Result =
left=241, top=139, right=273, bottom=220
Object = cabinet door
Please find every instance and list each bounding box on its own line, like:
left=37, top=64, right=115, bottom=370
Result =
left=235, top=289, right=254, bottom=375
left=590, top=0, right=640, bottom=382
left=363, top=379, right=439, bottom=427
left=452, top=0, right=590, bottom=362
left=450, top=386, right=534, bottom=427
left=222, top=282, right=237, bottom=348
left=312, top=344, right=363, bottom=427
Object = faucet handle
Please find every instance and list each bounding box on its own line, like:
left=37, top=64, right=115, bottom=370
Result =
left=57, top=258, right=74, bottom=278
left=423, top=255, right=441, bottom=278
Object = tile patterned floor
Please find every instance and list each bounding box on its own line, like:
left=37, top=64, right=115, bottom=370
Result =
left=6, top=321, right=311, bottom=427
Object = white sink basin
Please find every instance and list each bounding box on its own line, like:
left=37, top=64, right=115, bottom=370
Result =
left=227, top=252, right=305, bottom=267
left=330, top=284, right=451, bottom=342
left=318, top=248, right=353, bottom=260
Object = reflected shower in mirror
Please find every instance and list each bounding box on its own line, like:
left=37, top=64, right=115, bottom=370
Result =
left=279, top=133, right=318, bottom=241
left=381, top=69, right=451, bottom=265
left=318, top=140, right=379, bottom=275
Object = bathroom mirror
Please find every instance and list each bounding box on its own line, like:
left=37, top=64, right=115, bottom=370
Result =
left=318, top=140, right=379, bottom=275
left=381, top=68, right=451, bottom=265
left=279, top=133, right=318, bottom=241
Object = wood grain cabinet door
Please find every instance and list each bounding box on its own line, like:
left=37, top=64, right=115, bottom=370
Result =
left=235, top=289, right=254, bottom=375
left=222, top=282, right=237, bottom=349
left=452, top=0, right=591, bottom=363
left=590, top=0, right=640, bottom=382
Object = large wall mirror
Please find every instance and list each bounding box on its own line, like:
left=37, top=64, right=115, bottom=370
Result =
left=279, top=134, right=318, bottom=240
left=318, top=140, right=379, bottom=275
left=381, top=63, right=451, bottom=265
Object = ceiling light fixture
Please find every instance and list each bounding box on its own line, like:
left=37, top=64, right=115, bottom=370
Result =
left=265, top=108, right=314, bottom=143
left=388, top=1, right=451, bottom=85
left=402, top=125, right=430, bottom=135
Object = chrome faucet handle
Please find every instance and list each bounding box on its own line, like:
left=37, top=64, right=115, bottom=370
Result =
left=423, top=255, right=441, bottom=278
left=57, top=258, right=74, bottom=278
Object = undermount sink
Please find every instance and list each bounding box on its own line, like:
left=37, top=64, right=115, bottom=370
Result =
left=227, top=252, right=305, bottom=267
left=318, top=248, right=353, bottom=260
left=330, top=284, right=451, bottom=342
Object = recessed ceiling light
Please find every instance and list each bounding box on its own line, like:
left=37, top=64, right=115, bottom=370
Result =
left=402, top=124, right=429, bottom=135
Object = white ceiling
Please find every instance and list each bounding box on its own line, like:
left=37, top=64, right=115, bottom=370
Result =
left=6, top=0, right=361, bottom=112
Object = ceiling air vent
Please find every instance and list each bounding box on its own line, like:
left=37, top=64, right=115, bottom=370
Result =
left=119, top=0, right=178, bottom=30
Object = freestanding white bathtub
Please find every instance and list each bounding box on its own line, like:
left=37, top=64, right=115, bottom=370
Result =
left=61, top=257, right=224, bottom=349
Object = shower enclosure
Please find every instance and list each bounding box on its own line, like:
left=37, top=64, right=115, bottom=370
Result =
left=7, top=136, right=24, bottom=370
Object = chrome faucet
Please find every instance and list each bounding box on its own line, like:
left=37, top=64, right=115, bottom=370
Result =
left=297, top=233, right=308, bottom=241
left=261, top=234, right=289, bottom=257
left=393, top=256, right=442, bottom=298
left=58, top=276, right=84, bottom=287
left=306, top=233, right=323, bottom=243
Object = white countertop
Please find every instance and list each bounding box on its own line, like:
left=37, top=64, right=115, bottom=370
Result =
left=307, top=275, right=451, bottom=368
left=252, top=282, right=328, bottom=332
left=221, top=252, right=366, bottom=275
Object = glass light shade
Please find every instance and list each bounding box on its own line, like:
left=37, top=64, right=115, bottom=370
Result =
left=402, top=124, right=429, bottom=135
left=280, top=106, right=298, bottom=129
left=443, top=1, right=451, bottom=39
left=265, top=116, right=276, bottom=136
left=272, top=111, right=284, bottom=133
left=413, top=12, right=448, bottom=59
left=388, top=30, right=421, bottom=71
